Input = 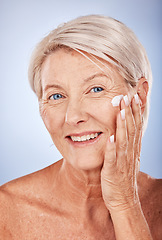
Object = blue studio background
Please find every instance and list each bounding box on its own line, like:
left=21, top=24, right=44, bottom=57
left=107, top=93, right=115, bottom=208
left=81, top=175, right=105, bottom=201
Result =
left=0, top=0, right=161, bottom=185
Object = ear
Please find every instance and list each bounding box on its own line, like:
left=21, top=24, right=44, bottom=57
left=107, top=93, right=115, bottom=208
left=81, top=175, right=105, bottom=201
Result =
left=136, top=78, right=149, bottom=114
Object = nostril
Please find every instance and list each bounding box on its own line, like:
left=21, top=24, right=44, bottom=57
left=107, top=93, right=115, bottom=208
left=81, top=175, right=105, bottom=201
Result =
left=77, top=120, right=84, bottom=124
left=65, top=113, right=87, bottom=125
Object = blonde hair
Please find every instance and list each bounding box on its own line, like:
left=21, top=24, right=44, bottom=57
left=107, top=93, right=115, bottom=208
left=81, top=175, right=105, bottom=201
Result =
left=28, top=14, right=152, bottom=133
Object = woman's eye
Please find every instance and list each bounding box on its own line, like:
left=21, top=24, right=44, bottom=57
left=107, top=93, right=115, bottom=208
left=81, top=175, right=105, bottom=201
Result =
left=49, top=93, right=63, bottom=100
left=90, top=87, right=104, bottom=93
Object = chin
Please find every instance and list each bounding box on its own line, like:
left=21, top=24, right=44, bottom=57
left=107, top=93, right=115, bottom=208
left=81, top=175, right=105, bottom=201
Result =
left=70, top=155, right=104, bottom=171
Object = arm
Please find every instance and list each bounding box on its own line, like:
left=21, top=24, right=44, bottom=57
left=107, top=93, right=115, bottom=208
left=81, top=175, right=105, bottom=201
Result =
left=110, top=203, right=152, bottom=240
left=101, top=93, right=153, bottom=239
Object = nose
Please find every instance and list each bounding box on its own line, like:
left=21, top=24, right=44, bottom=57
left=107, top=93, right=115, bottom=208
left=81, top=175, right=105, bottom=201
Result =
left=65, top=100, right=89, bottom=126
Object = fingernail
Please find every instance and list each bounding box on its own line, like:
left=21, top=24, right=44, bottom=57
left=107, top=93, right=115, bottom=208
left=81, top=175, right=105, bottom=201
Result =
left=110, top=135, right=114, bottom=143
left=120, top=109, right=125, bottom=120
left=123, top=95, right=129, bottom=106
left=134, top=93, right=139, bottom=104
left=111, top=95, right=123, bottom=107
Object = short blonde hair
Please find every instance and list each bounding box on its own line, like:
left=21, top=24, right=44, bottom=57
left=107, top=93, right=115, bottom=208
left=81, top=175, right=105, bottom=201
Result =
left=28, top=14, right=152, bottom=133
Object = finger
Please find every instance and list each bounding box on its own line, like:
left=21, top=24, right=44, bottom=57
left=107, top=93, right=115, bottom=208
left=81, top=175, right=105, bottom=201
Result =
left=116, top=109, right=128, bottom=170
left=132, top=93, right=143, bottom=163
left=102, top=135, right=117, bottom=177
left=121, top=95, right=136, bottom=158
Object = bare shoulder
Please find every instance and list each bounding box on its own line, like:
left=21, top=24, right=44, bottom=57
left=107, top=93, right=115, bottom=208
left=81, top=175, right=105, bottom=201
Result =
left=0, top=184, right=14, bottom=227
left=138, top=172, right=162, bottom=239
left=149, top=175, right=162, bottom=224
left=138, top=171, right=162, bottom=205
left=0, top=160, right=63, bottom=239
left=0, top=159, right=62, bottom=198
left=0, top=159, right=62, bottom=220
left=0, top=178, right=23, bottom=237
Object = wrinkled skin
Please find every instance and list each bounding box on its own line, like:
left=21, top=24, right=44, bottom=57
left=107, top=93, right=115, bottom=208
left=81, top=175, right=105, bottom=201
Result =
left=0, top=49, right=161, bottom=240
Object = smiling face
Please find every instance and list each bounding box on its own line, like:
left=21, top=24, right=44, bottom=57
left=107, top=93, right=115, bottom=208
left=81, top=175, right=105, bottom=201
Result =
left=40, top=48, right=130, bottom=170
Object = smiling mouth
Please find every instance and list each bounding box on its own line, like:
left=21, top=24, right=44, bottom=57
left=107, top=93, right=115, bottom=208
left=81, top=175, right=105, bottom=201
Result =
left=67, top=132, right=102, bottom=142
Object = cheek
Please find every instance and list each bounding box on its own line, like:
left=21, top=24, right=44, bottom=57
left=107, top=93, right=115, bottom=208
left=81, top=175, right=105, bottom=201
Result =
left=87, top=98, right=118, bottom=131
left=40, top=105, right=64, bottom=135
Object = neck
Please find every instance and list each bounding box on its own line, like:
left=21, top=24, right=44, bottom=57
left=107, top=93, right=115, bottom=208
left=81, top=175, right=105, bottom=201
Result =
left=60, top=159, right=103, bottom=200
left=57, top=159, right=110, bottom=221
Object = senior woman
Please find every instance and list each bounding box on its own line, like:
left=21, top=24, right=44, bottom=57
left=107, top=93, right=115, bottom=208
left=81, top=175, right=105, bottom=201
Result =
left=0, top=15, right=161, bottom=240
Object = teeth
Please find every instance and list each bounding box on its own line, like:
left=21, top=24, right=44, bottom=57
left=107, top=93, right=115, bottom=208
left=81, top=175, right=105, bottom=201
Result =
left=87, top=135, right=91, bottom=140
left=71, top=133, right=99, bottom=142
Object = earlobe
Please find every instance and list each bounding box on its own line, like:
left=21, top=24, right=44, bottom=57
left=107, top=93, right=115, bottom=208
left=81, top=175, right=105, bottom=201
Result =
left=136, top=78, right=149, bottom=114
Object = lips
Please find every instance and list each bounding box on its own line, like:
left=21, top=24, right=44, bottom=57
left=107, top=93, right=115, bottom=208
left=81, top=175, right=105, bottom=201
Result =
left=71, top=132, right=102, bottom=142
left=66, top=131, right=103, bottom=145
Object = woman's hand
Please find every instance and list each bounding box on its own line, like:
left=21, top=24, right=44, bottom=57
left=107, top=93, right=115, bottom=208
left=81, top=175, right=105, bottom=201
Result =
left=101, top=94, right=142, bottom=212
left=101, top=94, right=153, bottom=239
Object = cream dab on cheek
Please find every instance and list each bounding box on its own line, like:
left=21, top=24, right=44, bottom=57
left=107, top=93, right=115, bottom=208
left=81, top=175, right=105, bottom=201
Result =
left=111, top=95, right=123, bottom=107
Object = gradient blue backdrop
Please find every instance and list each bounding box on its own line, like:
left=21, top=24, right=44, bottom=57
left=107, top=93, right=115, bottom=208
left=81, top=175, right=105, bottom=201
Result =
left=0, top=0, right=161, bottom=185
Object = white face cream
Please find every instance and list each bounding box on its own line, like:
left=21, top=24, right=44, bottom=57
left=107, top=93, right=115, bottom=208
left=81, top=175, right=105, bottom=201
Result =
left=111, top=95, right=123, bottom=107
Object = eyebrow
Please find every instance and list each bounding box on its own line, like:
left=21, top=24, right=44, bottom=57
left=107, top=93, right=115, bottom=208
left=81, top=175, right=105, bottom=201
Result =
left=83, top=73, right=109, bottom=83
left=43, top=73, right=109, bottom=92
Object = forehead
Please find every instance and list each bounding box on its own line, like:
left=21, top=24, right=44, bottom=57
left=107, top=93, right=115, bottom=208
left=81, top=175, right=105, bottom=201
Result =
left=41, top=48, right=123, bottom=87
